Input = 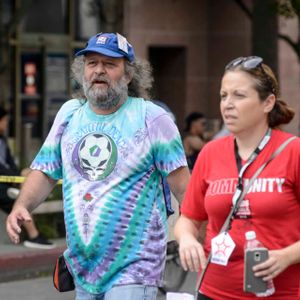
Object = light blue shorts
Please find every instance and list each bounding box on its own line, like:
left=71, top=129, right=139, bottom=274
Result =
left=75, top=284, right=158, bottom=300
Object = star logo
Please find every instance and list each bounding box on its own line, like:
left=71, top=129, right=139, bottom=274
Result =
left=214, top=235, right=233, bottom=256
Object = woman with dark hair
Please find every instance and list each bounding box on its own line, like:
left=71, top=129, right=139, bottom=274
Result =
left=183, top=112, right=207, bottom=170
left=175, top=56, right=300, bottom=299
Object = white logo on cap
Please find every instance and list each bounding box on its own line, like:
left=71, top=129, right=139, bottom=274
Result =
left=117, top=33, right=128, bottom=54
left=96, top=36, right=108, bottom=44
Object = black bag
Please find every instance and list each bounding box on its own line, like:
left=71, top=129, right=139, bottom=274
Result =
left=53, top=255, right=75, bottom=292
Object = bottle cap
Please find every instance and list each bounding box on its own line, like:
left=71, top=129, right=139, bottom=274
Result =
left=245, top=231, right=256, bottom=240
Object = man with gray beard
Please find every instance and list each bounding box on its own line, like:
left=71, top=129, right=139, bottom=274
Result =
left=82, top=64, right=128, bottom=110
left=6, top=32, right=190, bottom=300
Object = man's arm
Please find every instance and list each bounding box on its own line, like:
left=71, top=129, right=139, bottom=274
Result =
left=6, top=169, right=57, bottom=244
left=166, top=166, right=190, bottom=204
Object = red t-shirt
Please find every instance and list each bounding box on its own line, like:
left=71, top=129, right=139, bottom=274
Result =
left=181, top=129, right=300, bottom=299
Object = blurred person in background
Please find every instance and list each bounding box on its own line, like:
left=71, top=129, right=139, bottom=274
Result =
left=0, top=106, right=55, bottom=249
left=212, top=123, right=230, bottom=140
left=183, top=112, right=207, bottom=171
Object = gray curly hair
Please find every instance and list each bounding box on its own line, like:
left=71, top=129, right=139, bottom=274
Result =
left=71, top=56, right=154, bottom=100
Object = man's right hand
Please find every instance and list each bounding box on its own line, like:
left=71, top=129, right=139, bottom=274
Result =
left=6, top=206, right=32, bottom=244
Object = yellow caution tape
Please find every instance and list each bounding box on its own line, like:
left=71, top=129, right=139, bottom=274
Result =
left=0, top=175, right=62, bottom=185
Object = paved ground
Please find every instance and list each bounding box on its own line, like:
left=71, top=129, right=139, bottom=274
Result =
left=0, top=272, right=197, bottom=300
left=0, top=238, right=66, bottom=282
left=0, top=276, right=75, bottom=300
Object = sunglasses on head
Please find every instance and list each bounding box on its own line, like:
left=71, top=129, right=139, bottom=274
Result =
left=225, top=56, right=263, bottom=70
left=225, top=56, right=275, bottom=94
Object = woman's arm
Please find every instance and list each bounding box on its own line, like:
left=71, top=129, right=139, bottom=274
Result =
left=174, top=214, right=207, bottom=272
left=253, top=240, right=300, bottom=281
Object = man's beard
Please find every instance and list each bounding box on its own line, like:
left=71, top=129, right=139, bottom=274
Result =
left=82, top=75, right=128, bottom=110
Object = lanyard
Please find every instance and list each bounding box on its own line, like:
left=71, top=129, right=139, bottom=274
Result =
left=232, top=128, right=272, bottom=205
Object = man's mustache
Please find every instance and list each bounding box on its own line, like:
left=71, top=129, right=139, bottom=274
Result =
left=91, top=76, right=110, bottom=85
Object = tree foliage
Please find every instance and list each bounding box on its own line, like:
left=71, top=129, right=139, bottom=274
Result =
left=234, top=0, right=300, bottom=61
left=277, top=0, right=300, bottom=18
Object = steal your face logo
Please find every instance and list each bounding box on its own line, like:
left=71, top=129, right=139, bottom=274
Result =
left=73, top=133, right=117, bottom=181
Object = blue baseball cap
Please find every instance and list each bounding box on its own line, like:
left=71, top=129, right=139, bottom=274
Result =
left=75, top=32, right=135, bottom=62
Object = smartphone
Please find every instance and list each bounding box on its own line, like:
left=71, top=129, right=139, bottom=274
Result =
left=244, top=247, right=268, bottom=293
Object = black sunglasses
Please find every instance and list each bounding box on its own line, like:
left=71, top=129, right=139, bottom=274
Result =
left=225, top=56, right=275, bottom=94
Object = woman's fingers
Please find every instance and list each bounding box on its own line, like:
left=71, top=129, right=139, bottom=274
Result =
left=179, top=242, right=206, bottom=272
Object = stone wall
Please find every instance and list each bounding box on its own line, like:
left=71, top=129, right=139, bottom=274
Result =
left=279, top=17, right=300, bottom=135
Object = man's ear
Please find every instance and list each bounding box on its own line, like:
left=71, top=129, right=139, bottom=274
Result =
left=125, top=75, right=132, bottom=85
left=123, top=60, right=133, bottom=84
left=124, top=71, right=133, bottom=85
left=264, top=94, right=276, bottom=113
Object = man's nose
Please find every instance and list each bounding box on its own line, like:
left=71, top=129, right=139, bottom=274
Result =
left=94, top=63, right=105, bottom=75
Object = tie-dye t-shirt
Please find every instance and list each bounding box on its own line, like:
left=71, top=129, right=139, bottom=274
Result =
left=31, top=97, right=187, bottom=293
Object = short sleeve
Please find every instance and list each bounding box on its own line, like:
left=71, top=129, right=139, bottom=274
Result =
left=180, top=145, right=209, bottom=221
left=146, top=102, right=187, bottom=177
left=31, top=99, right=83, bottom=180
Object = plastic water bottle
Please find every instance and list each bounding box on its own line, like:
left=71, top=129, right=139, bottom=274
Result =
left=244, top=231, right=275, bottom=297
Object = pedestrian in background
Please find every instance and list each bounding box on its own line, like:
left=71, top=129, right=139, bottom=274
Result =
left=183, top=112, right=207, bottom=171
left=212, top=123, right=230, bottom=140
left=0, top=106, right=55, bottom=249
left=175, top=56, right=300, bottom=299
left=6, top=32, right=189, bottom=300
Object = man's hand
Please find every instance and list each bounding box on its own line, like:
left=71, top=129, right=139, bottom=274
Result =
left=6, top=206, right=32, bottom=244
